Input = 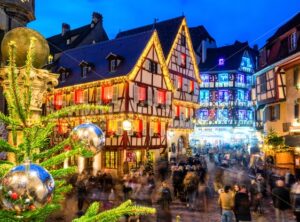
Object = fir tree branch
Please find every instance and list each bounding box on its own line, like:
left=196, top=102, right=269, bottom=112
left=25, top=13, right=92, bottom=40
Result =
left=41, top=104, right=109, bottom=123
left=0, top=111, right=20, bottom=126
left=50, top=166, right=77, bottom=178
left=40, top=149, right=80, bottom=168
left=0, top=139, right=18, bottom=153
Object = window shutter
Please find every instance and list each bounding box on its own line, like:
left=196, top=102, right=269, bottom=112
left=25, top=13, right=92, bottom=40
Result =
left=97, top=87, right=102, bottom=104
left=147, top=87, right=153, bottom=106
left=117, top=121, right=123, bottom=136
left=112, top=85, right=119, bottom=104
left=142, top=120, right=147, bottom=136
left=133, top=84, right=139, bottom=103
left=153, top=88, right=158, bottom=106
left=294, top=67, right=299, bottom=87
left=84, top=90, right=88, bottom=103
left=149, top=122, right=153, bottom=137
left=70, top=91, right=75, bottom=105
left=275, top=104, right=280, bottom=120
left=166, top=91, right=172, bottom=106
left=177, top=53, right=182, bottom=65
left=174, top=77, right=178, bottom=89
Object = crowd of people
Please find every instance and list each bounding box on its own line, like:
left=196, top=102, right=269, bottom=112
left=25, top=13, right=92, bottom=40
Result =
left=70, top=150, right=300, bottom=222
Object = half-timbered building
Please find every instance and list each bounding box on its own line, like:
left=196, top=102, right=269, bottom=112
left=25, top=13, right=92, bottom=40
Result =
left=192, top=41, right=258, bottom=148
left=253, top=12, right=300, bottom=146
left=46, top=30, right=174, bottom=175
left=117, top=16, right=201, bottom=158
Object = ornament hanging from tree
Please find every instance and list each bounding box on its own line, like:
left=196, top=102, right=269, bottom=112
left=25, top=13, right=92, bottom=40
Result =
left=71, top=123, right=105, bottom=154
left=0, top=161, right=55, bottom=212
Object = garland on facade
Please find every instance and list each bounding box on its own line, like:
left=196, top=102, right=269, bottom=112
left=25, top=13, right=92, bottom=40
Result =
left=0, top=39, right=155, bottom=221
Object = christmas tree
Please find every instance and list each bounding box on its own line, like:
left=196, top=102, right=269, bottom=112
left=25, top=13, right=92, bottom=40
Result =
left=0, top=36, right=155, bottom=221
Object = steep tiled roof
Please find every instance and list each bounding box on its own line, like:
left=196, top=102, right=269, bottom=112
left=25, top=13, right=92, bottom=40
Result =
left=189, top=25, right=215, bottom=50
left=116, top=16, right=184, bottom=57
left=267, top=12, right=300, bottom=43
left=56, top=31, right=154, bottom=88
left=47, top=23, right=109, bottom=55
left=200, top=41, right=257, bottom=72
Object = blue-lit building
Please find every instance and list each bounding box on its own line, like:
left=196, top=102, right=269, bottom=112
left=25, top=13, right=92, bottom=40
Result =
left=191, top=41, right=258, bottom=148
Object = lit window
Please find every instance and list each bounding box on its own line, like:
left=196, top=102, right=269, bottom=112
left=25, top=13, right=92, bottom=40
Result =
left=197, top=109, right=208, bottom=120
left=157, top=90, right=166, bottom=104
left=218, top=73, right=228, bottom=82
left=139, top=86, right=147, bottom=101
left=175, top=106, right=180, bottom=117
left=153, top=122, right=161, bottom=136
left=190, top=80, right=194, bottom=93
left=81, top=66, right=88, bottom=78
left=75, top=89, right=83, bottom=104
left=102, top=86, right=113, bottom=103
left=237, top=90, right=245, bottom=101
left=237, top=74, right=244, bottom=83
left=219, top=90, right=229, bottom=102
left=110, top=60, right=117, bottom=72
left=54, top=93, right=63, bottom=110
left=238, top=110, right=246, bottom=120
left=185, top=108, right=190, bottom=119
left=134, top=119, right=143, bottom=136
left=288, top=32, right=297, bottom=52
left=178, top=76, right=183, bottom=89
left=209, top=109, right=216, bottom=120
left=199, top=90, right=209, bottom=101
left=107, top=119, right=117, bottom=136
left=105, top=151, right=118, bottom=169
left=218, top=58, right=225, bottom=66
left=217, top=109, right=228, bottom=121
left=181, top=53, right=187, bottom=68
left=201, top=74, right=210, bottom=83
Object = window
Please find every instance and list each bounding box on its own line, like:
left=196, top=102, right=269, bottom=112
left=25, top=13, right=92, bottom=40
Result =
left=148, top=60, right=158, bottom=73
left=237, top=74, right=244, bottom=83
left=175, top=106, right=180, bottom=118
left=190, top=80, right=194, bottom=93
left=294, top=66, right=300, bottom=88
left=134, top=119, right=143, bottom=137
left=102, top=86, right=113, bottom=104
left=75, top=89, right=83, bottom=104
left=208, top=109, right=216, bottom=120
left=240, top=56, right=253, bottom=72
left=260, top=74, right=267, bottom=93
left=269, top=104, right=280, bottom=121
left=138, top=86, right=147, bottom=102
left=81, top=66, right=88, bottom=78
left=105, top=151, right=118, bottom=169
left=199, top=90, right=209, bottom=102
left=295, top=103, right=299, bottom=119
left=181, top=34, right=186, bottom=46
left=218, top=58, right=225, bottom=66
left=219, top=90, right=229, bottom=102
left=288, top=32, right=297, bottom=52
left=217, top=109, right=228, bottom=121
left=238, top=110, right=246, bottom=120
left=201, top=74, right=210, bottom=83
left=178, top=76, right=183, bottom=89
left=54, top=93, right=63, bottom=110
left=246, top=76, right=252, bottom=85
left=247, top=110, right=253, bottom=120
left=57, top=120, right=68, bottom=135
left=198, top=109, right=208, bottom=120
left=185, top=108, right=190, bottom=119
left=237, top=90, right=245, bottom=101
left=157, top=90, right=166, bottom=104
left=110, top=59, right=117, bottom=72
left=180, top=53, right=187, bottom=68
left=107, top=119, right=117, bottom=136
left=218, top=73, right=228, bottom=83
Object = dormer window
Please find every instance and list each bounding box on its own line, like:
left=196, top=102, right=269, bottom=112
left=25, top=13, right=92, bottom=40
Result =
left=66, top=39, right=71, bottom=45
left=79, top=61, right=93, bottom=78
left=219, top=58, right=225, bottom=66
left=61, top=72, right=66, bottom=82
left=106, top=53, right=123, bottom=72
left=288, top=32, right=297, bottom=52
left=58, top=67, right=71, bottom=83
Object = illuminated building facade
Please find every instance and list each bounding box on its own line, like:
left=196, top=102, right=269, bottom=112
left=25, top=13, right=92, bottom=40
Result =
left=192, top=41, right=258, bottom=148
left=253, top=13, right=300, bottom=147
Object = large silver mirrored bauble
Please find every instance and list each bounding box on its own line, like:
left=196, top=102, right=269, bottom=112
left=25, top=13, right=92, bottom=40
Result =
left=71, top=123, right=105, bottom=154
left=0, top=163, right=55, bottom=212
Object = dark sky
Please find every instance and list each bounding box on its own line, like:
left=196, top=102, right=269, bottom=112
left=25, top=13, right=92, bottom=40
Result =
left=28, top=0, right=300, bottom=48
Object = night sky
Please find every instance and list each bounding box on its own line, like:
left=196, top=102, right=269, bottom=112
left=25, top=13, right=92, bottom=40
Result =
left=28, top=0, right=300, bottom=48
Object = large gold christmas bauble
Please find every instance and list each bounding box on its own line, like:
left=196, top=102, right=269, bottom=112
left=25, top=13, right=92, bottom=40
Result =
left=1, top=27, right=50, bottom=68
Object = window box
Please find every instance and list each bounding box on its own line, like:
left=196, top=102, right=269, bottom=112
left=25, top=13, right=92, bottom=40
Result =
left=138, top=101, right=148, bottom=107
left=174, top=116, right=180, bottom=120
left=152, top=133, right=160, bottom=138
left=133, top=131, right=142, bottom=138
left=189, top=90, right=194, bottom=95
left=185, top=118, right=190, bottom=122
left=157, top=104, right=166, bottom=109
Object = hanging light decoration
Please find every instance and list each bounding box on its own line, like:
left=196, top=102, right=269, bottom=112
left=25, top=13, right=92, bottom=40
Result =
left=122, top=119, right=132, bottom=131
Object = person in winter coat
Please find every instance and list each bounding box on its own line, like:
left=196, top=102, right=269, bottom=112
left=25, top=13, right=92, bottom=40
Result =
left=272, top=180, right=290, bottom=222
left=157, top=182, right=172, bottom=222
left=183, top=171, right=199, bottom=210
left=291, top=178, right=300, bottom=221
left=76, top=179, right=87, bottom=214
left=234, top=185, right=251, bottom=222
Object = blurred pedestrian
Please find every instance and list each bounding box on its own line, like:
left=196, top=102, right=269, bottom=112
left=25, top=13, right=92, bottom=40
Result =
left=76, top=179, right=86, bottom=214
left=291, top=178, right=300, bottom=221
left=218, top=185, right=234, bottom=222
left=234, top=185, right=251, bottom=222
left=183, top=171, right=199, bottom=210
left=272, top=180, right=290, bottom=222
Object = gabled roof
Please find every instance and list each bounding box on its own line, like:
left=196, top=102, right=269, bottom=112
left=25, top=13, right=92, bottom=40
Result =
left=56, top=31, right=154, bottom=88
left=116, top=16, right=184, bottom=57
left=200, top=41, right=258, bottom=72
left=267, top=12, right=300, bottom=43
left=47, top=23, right=109, bottom=55
left=189, top=25, right=215, bottom=50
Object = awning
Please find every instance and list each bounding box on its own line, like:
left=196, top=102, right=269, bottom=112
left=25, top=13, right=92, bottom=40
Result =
left=284, top=135, right=300, bottom=147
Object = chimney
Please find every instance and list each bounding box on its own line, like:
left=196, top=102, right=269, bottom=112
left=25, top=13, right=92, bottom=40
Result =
left=92, top=12, right=103, bottom=24
left=253, top=44, right=258, bottom=51
left=62, top=23, right=70, bottom=36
